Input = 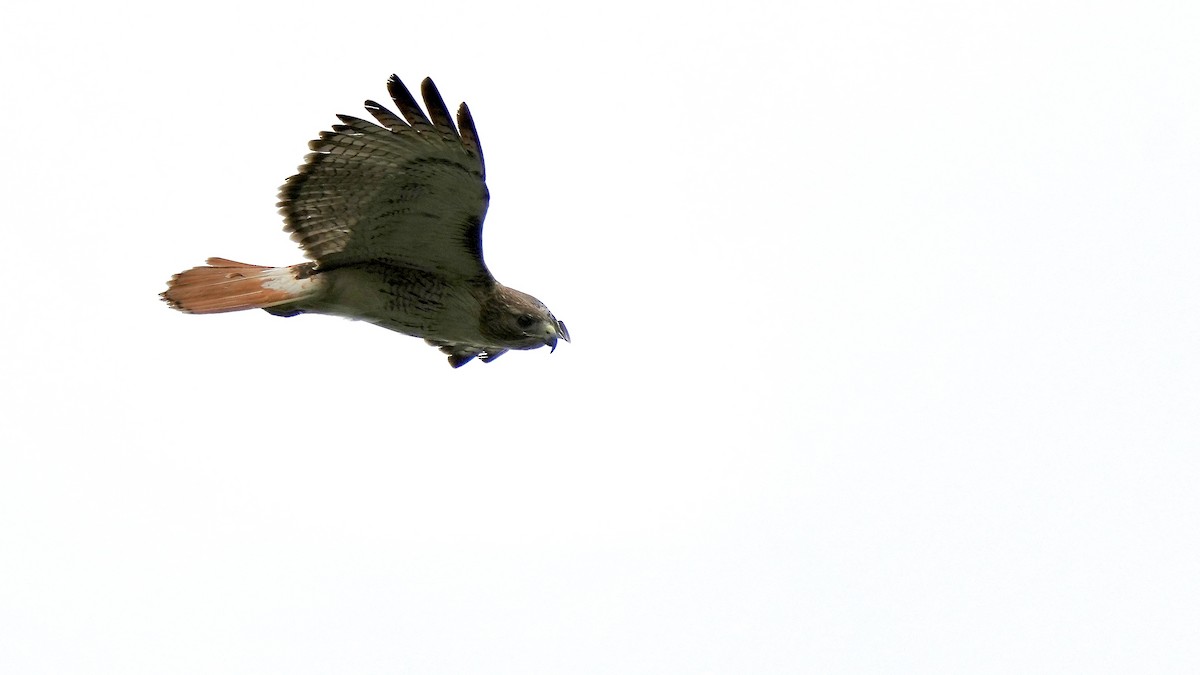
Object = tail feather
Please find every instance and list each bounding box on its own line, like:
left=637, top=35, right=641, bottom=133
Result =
left=162, top=258, right=319, bottom=314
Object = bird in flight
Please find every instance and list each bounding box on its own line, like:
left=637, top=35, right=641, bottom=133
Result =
left=162, top=75, right=569, bottom=368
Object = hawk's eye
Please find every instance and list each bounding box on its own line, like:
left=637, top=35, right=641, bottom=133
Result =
left=516, top=315, right=534, bottom=328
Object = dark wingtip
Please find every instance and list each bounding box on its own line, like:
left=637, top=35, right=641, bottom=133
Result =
left=387, top=75, right=433, bottom=130
left=419, top=77, right=460, bottom=139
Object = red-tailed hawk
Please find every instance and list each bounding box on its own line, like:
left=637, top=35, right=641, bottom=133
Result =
left=162, top=75, right=569, bottom=367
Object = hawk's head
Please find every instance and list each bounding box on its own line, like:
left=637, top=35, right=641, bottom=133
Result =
left=481, top=285, right=570, bottom=352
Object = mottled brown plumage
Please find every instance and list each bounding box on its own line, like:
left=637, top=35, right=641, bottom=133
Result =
left=162, top=75, right=569, bottom=367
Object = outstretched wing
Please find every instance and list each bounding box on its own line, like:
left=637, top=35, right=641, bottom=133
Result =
left=278, top=76, right=491, bottom=281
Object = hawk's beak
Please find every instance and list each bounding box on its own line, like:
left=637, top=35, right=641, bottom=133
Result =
left=545, top=319, right=570, bottom=353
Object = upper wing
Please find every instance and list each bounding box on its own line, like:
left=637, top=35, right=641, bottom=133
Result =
left=278, top=76, right=491, bottom=281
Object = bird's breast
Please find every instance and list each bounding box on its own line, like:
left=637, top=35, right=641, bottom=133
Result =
left=313, top=264, right=486, bottom=343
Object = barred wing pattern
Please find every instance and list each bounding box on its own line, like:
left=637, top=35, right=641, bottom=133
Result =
left=279, top=76, right=491, bottom=282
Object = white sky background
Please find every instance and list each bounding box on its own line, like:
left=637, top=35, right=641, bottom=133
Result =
left=1, top=1, right=1198, bottom=672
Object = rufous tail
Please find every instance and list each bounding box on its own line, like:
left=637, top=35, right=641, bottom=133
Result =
left=161, top=257, right=319, bottom=314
